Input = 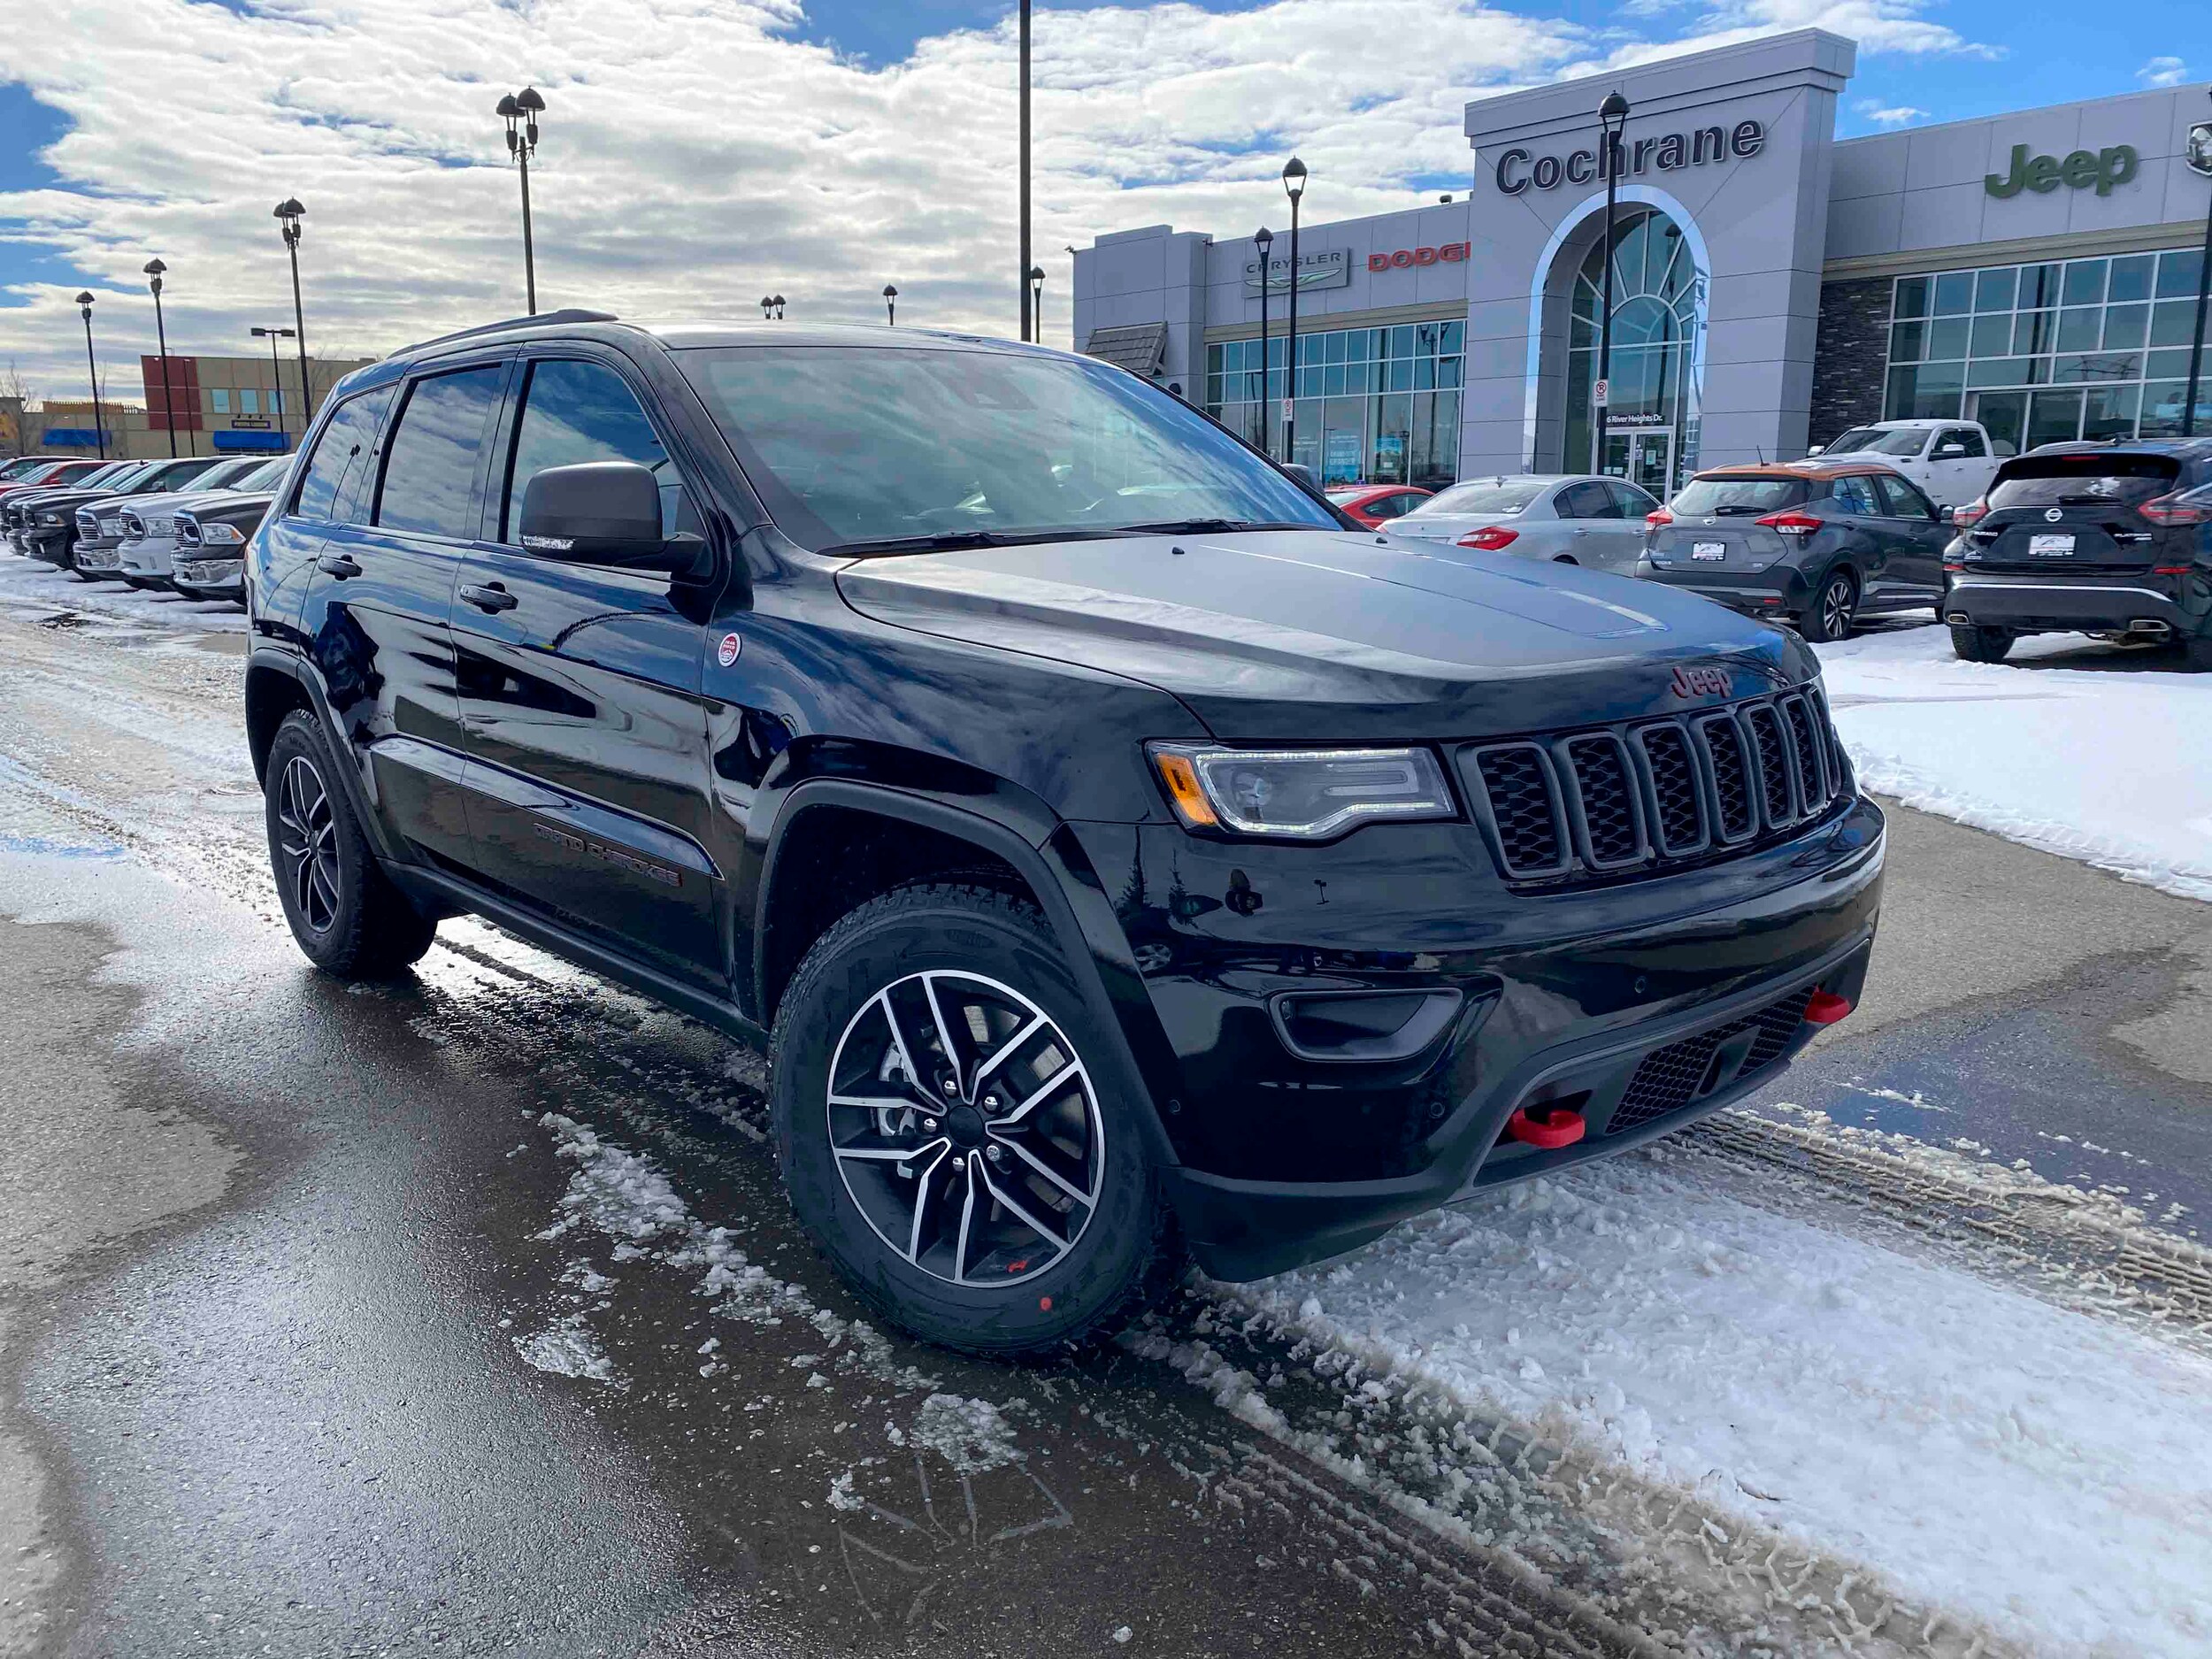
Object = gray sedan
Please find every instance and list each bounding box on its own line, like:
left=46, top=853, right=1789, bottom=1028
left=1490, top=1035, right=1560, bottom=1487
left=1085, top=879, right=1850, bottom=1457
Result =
left=1387, top=474, right=1661, bottom=572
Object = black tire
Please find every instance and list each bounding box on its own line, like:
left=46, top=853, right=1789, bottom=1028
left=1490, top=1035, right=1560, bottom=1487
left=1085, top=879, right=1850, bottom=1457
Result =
left=770, top=882, right=1180, bottom=1359
left=1949, top=624, right=2016, bottom=664
left=263, top=710, right=436, bottom=977
left=2178, top=634, right=2212, bottom=672
left=1801, top=568, right=1859, bottom=642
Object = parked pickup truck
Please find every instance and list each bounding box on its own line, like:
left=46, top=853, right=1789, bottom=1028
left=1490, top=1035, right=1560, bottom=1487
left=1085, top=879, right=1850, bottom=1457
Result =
left=1810, top=419, right=2015, bottom=511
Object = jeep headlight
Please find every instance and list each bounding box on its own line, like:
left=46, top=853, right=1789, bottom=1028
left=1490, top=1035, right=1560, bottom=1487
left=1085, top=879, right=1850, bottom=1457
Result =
left=1148, top=743, right=1455, bottom=839
left=196, top=522, right=246, bottom=545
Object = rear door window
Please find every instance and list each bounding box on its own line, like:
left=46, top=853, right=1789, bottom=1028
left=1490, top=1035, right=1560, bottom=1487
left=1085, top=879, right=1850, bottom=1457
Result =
left=1606, top=481, right=1657, bottom=518
left=1559, top=480, right=1619, bottom=519
left=1824, top=475, right=1880, bottom=518
left=374, top=366, right=506, bottom=540
left=294, top=384, right=398, bottom=525
left=1987, top=453, right=2182, bottom=510
left=498, top=357, right=695, bottom=543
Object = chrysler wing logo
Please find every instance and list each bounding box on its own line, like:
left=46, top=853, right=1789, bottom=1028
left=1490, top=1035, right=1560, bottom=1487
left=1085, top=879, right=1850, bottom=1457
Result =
left=2188, top=122, right=2212, bottom=180
left=1670, top=664, right=1731, bottom=699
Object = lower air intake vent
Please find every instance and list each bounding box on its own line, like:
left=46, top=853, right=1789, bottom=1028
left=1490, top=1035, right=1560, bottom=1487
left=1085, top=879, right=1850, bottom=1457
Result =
left=1606, top=987, right=1813, bottom=1136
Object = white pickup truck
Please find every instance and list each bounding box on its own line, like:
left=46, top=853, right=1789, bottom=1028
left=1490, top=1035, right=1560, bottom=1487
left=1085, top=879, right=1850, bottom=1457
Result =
left=1809, top=419, right=2016, bottom=511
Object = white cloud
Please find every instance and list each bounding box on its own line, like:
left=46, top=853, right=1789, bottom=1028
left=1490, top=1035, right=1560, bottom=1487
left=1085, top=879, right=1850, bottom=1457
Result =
left=0, top=0, right=1998, bottom=396
left=2137, top=56, right=2187, bottom=89
left=1855, top=97, right=1930, bottom=127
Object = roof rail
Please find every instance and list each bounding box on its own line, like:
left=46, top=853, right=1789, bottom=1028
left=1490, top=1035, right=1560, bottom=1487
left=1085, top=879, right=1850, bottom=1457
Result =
left=404, top=308, right=619, bottom=354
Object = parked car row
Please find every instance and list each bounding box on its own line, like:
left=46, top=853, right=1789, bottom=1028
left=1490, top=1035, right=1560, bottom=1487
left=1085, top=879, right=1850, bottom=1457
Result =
left=0, top=450, right=291, bottom=604
left=1347, top=434, right=2212, bottom=664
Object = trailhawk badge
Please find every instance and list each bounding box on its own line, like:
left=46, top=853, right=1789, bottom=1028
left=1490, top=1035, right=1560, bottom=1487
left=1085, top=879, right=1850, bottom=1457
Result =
left=1669, top=664, right=1731, bottom=699
left=717, top=633, right=741, bottom=667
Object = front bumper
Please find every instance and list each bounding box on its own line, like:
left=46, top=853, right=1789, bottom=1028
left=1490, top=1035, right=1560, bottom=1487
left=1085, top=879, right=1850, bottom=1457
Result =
left=1945, top=569, right=2210, bottom=639
left=173, top=556, right=245, bottom=597
left=1074, top=796, right=1885, bottom=1279
left=25, top=527, right=74, bottom=566
left=117, top=536, right=179, bottom=580
left=73, top=535, right=127, bottom=574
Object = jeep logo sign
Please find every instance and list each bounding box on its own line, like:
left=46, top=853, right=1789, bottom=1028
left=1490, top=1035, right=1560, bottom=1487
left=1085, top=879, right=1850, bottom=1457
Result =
left=1985, top=143, right=2138, bottom=199
left=1669, top=664, right=1732, bottom=700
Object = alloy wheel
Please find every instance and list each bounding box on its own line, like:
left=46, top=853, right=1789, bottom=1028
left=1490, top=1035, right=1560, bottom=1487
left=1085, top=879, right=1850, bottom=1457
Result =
left=275, top=755, right=342, bottom=934
left=826, top=970, right=1104, bottom=1288
left=1821, top=576, right=1855, bottom=640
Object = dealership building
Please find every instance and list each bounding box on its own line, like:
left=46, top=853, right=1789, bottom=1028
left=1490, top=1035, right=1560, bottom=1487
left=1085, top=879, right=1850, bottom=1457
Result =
left=1071, top=29, right=2212, bottom=496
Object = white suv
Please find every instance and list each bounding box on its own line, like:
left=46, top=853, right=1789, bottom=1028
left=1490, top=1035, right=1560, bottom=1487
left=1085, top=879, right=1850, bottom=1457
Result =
left=115, top=456, right=288, bottom=588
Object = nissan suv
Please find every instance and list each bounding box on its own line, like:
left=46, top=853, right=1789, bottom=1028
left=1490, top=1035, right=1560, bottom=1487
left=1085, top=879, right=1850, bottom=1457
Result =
left=245, top=313, right=1884, bottom=1356
left=1942, top=439, right=2212, bottom=664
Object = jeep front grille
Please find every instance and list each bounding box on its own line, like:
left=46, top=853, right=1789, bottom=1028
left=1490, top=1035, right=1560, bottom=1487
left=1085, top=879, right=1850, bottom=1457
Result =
left=1462, top=687, right=1850, bottom=886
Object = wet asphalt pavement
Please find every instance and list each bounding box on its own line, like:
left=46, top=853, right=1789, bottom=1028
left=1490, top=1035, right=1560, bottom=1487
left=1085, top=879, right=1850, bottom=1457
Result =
left=3, top=572, right=2209, bottom=1658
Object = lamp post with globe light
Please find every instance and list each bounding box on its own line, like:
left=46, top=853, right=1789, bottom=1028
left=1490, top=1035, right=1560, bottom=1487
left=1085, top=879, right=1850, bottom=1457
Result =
left=1281, top=157, right=1307, bottom=470
left=144, top=259, right=178, bottom=458
left=1593, top=90, right=1630, bottom=474
left=1253, top=227, right=1274, bottom=456
left=884, top=284, right=898, bottom=326
left=77, top=292, right=104, bottom=458
left=495, top=88, right=547, bottom=314
left=274, top=198, right=314, bottom=426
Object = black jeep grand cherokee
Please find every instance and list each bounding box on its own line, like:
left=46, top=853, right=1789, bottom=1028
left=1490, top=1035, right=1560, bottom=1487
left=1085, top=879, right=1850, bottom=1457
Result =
left=245, top=313, right=1883, bottom=1356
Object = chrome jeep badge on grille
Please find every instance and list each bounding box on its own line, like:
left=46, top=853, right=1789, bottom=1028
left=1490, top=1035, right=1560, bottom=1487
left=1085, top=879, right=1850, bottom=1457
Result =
left=1669, top=664, right=1731, bottom=699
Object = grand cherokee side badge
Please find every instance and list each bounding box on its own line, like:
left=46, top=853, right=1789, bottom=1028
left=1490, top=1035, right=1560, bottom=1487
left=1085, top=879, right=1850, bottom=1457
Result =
left=717, top=632, right=742, bottom=666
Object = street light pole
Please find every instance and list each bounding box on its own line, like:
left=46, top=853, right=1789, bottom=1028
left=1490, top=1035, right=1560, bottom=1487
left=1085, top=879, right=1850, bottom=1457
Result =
left=496, top=88, right=546, bottom=315
left=772, top=294, right=786, bottom=320
left=1253, top=227, right=1273, bottom=457
left=76, top=292, right=104, bottom=459
left=1018, top=0, right=1032, bottom=341
left=144, top=259, right=177, bottom=458
left=251, top=326, right=295, bottom=448
left=1281, top=157, right=1307, bottom=472
left=884, top=284, right=899, bottom=326
left=275, top=198, right=314, bottom=428
left=1028, top=265, right=1045, bottom=344
left=2184, top=89, right=2212, bottom=438
left=1594, top=90, right=1630, bottom=476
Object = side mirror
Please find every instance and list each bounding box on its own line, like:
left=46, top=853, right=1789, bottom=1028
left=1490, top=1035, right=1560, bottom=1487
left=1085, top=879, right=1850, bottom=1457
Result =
left=1806, top=444, right=1825, bottom=457
left=1283, top=462, right=1321, bottom=491
left=518, top=461, right=673, bottom=567
left=1935, top=444, right=1967, bottom=458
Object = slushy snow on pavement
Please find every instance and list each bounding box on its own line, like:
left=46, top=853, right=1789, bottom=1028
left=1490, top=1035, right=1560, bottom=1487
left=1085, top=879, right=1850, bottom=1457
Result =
left=1229, top=1151, right=2212, bottom=1659
left=1816, top=623, right=2212, bottom=901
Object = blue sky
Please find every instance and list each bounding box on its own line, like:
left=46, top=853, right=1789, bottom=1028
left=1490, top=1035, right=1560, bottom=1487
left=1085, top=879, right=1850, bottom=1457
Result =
left=0, top=0, right=2201, bottom=394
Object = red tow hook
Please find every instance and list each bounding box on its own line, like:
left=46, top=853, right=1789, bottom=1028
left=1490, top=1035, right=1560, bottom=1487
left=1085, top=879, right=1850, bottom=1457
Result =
left=1505, top=1103, right=1586, bottom=1149
left=1804, top=988, right=1855, bottom=1026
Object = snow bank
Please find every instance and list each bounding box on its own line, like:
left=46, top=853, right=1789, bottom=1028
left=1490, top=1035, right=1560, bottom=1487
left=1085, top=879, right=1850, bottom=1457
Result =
left=1816, top=624, right=2212, bottom=901
left=1225, top=1154, right=2212, bottom=1658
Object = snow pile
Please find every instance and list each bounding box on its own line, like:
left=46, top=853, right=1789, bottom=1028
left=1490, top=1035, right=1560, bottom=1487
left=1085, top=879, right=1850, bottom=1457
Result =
left=1816, top=625, right=2212, bottom=900
left=908, top=1393, right=1024, bottom=1474
left=1226, top=1155, right=2212, bottom=1658
left=0, top=555, right=247, bottom=634
left=511, top=1314, right=618, bottom=1385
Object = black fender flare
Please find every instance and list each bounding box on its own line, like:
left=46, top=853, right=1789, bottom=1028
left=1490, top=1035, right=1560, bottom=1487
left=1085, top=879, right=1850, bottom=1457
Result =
left=751, top=776, right=1186, bottom=1173
left=244, top=645, right=408, bottom=868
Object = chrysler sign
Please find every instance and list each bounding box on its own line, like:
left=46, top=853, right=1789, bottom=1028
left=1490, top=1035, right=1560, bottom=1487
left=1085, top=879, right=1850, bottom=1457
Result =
left=1243, top=248, right=1351, bottom=294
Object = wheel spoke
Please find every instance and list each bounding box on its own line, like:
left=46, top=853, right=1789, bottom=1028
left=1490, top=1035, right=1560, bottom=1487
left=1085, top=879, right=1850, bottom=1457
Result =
left=951, top=1160, right=979, bottom=1282
left=970, top=1010, right=1048, bottom=1094
left=905, top=1141, right=951, bottom=1261
left=827, top=1091, right=926, bottom=1117
left=979, top=1164, right=1073, bottom=1252
left=920, top=973, right=965, bottom=1095
left=835, top=1136, right=950, bottom=1166
left=986, top=1061, right=1079, bottom=1129
left=990, top=1132, right=1097, bottom=1209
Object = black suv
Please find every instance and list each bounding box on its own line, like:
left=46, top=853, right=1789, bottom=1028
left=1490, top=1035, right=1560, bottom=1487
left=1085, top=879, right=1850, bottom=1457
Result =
left=1942, top=439, right=2212, bottom=664
left=245, top=314, right=1884, bottom=1356
left=1639, top=460, right=1953, bottom=641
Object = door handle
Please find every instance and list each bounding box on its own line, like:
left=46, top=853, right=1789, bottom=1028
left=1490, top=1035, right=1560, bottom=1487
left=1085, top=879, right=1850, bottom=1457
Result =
left=317, top=552, right=361, bottom=579
left=459, top=582, right=518, bottom=613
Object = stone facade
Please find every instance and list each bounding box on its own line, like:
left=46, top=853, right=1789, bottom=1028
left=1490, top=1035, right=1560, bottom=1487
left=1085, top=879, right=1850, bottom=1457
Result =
left=1808, top=276, right=1890, bottom=446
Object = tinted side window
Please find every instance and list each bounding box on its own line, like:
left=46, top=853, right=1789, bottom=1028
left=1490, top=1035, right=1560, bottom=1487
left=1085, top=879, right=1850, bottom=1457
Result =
left=375, top=366, right=505, bottom=540
left=1872, top=472, right=1938, bottom=520
left=1825, top=476, right=1879, bottom=517
left=501, top=357, right=693, bottom=542
left=294, top=385, right=397, bottom=525
left=1608, top=481, right=1656, bottom=518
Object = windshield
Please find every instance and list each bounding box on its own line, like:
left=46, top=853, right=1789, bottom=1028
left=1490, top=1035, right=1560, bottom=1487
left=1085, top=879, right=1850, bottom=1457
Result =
left=1406, top=480, right=1548, bottom=517
left=1824, top=427, right=1927, bottom=457
left=191, top=457, right=264, bottom=491
left=677, top=344, right=1335, bottom=552
left=236, top=457, right=291, bottom=491
left=1671, top=476, right=1809, bottom=515
left=65, top=463, right=132, bottom=490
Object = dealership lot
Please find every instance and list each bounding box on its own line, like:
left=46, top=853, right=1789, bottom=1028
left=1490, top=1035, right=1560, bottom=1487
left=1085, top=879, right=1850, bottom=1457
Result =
left=2, top=585, right=2208, bottom=1656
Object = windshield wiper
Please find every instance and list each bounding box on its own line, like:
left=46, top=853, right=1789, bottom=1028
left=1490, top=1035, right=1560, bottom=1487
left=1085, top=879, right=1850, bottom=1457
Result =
left=818, top=529, right=1057, bottom=557
left=1104, top=518, right=1317, bottom=536
left=1712, top=503, right=1768, bottom=516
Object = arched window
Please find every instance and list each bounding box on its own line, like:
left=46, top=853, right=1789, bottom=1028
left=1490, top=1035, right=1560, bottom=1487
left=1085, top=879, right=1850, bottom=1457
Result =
left=1562, top=206, right=1705, bottom=493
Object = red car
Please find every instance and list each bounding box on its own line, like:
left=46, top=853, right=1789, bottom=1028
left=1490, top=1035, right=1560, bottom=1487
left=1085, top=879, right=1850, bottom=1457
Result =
left=0, top=457, right=104, bottom=497
left=1326, top=483, right=1432, bottom=528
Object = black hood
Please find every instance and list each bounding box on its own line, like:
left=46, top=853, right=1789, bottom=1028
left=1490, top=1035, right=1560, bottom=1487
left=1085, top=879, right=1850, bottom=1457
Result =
left=13, top=485, right=135, bottom=518
left=835, top=528, right=1816, bottom=741
left=182, top=488, right=277, bottom=523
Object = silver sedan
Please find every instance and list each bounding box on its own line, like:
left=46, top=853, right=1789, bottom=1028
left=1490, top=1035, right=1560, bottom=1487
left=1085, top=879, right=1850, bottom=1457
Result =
left=1387, top=473, right=1662, bottom=572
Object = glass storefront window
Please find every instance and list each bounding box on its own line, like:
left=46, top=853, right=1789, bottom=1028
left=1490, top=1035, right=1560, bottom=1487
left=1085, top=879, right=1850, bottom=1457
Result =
left=1204, top=319, right=1465, bottom=488
left=1884, top=250, right=2212, bottom=442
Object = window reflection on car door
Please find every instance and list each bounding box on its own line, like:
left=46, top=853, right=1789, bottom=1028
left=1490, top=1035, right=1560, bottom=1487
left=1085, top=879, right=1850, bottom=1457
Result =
left=446, top=350, right=727, bottom=987
left=1870, top=470, right=1948, bottom=606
